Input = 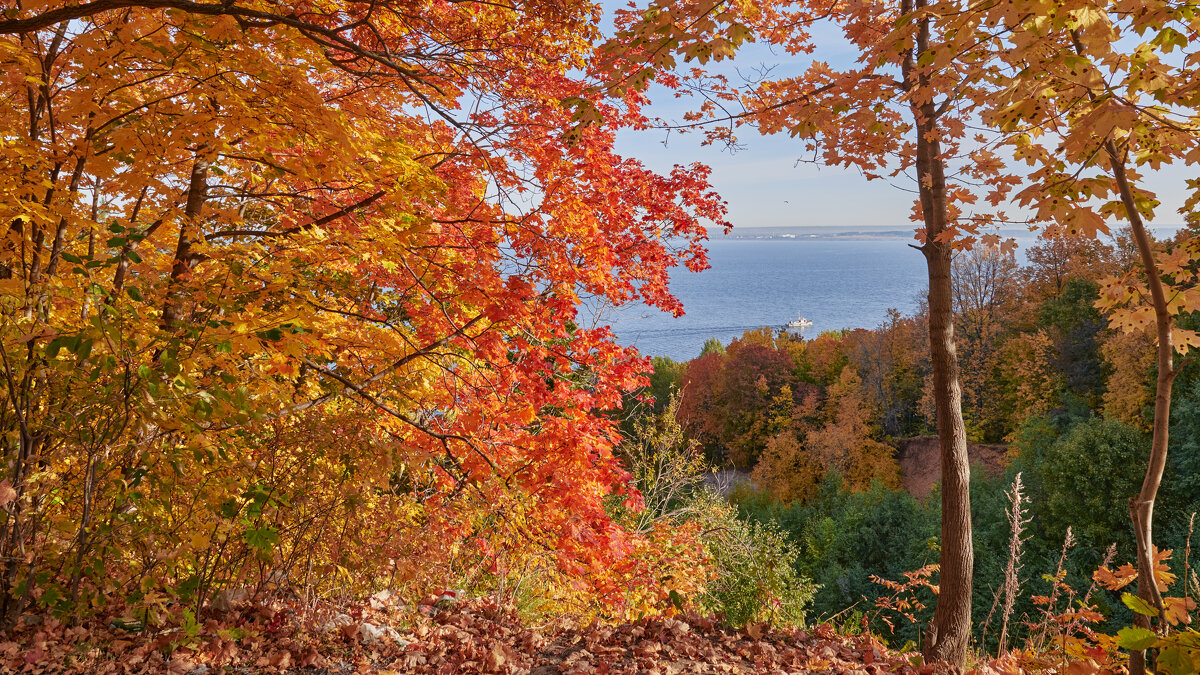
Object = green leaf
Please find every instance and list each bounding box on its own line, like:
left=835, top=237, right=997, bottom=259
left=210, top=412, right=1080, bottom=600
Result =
left=1117, top=626, right=1159, bottom=651
left=668, top=589, right=686, bottom=611
left=45, top=336, right=71, bottom=359
left=109, top=617, right=144, bottom=632
left=1123, top=592, right=1160, bottom=617
left=126, top=287, right=143, bottom=302
left=245, top=526, right=279, bottom=554
left=182, top=609, right=200, bottom=638
left=74, top=338, right=93, bottom=360
left=1157, top=646, right=1196, bottom=675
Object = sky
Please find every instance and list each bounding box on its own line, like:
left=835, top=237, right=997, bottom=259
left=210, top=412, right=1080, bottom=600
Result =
left=604, top=13, right=1193, bottom=233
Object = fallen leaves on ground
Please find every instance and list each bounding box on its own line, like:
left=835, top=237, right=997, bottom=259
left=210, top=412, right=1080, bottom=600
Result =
left=0, top=597, right=931, bottom=674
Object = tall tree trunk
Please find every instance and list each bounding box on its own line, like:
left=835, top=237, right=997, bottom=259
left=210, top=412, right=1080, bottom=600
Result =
left=161, top=152, right=210, bottom=330
left=904, top=4, right=973, bottom=668
left=923, top=234, right=974, bottom=667
left=1105, top=138, right=1172, bottom=675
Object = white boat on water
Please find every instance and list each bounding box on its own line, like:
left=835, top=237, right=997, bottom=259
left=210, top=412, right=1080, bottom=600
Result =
left=786, top=315, right=813, bottom=329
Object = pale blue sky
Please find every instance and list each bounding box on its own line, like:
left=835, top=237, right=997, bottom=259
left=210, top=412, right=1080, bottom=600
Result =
left=606, top=13, right=1192, bottom=232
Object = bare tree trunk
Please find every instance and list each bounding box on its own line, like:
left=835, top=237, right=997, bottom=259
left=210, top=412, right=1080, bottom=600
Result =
left=902, top=3, right=973, bottom=668
left=923, top=236, right=974, bottom=667
left=161, top=152, right=209, bottom=330
left=1105, top=138, right=1172, bottom=675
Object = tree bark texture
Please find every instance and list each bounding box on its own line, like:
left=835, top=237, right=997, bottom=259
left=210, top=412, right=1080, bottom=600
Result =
left=906, top=7, right=973, bottom=665
left=161, top=152, right=210, bottom=330
left=1106, top=139, right=1173, bottom=675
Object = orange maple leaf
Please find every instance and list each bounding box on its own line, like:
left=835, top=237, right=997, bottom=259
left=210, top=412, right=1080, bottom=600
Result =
left=1092, top=564, right=1136, bottom=591
left=1163, top=596, right=1197, bottom=626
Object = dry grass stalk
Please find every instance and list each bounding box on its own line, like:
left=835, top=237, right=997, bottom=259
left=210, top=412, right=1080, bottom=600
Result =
left=1186, top=513, right=1197, bottom=607
left=1031, top=527, right=1076, bottom=651
left=997, top=473, right=1029, bottom=655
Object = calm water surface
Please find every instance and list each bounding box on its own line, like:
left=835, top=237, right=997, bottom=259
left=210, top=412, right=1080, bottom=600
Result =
left=598, top=238, right=931, bottom=361
left=597, top=226, right=1183, bottom=361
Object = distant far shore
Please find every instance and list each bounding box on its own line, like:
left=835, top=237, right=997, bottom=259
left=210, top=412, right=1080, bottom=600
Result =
left=722, top=229, right=914, bottom=240
left=716, top=225, right=926, bottom=240
left=713, top=223, right=1185, bottom=241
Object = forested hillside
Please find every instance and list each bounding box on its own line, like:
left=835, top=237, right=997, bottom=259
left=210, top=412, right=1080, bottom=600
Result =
left=628, top=233, right=1200, bottom=659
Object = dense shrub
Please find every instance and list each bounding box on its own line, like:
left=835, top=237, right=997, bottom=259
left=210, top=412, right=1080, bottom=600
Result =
left=691, top=490, right=815, bottom=628
left=736, top=475, right=938, bottom=644
left=613, top=395, right=816, bottom=628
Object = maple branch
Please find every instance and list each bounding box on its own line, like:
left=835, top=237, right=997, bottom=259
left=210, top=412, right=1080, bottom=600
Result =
left=288, top=312, right=486, bottom=416
left=1, top=0, right=493, bottom=136
left=0, top=0, right=410, bottom=80
left=206, top=189, right=387, bottom=240
left=599, top=0, right=734, bottom=96
left=651, top=78, right=899, bottom=133
left=298, top=356, right=503, bottom=478
left=0, top=341, right=31, bottom=444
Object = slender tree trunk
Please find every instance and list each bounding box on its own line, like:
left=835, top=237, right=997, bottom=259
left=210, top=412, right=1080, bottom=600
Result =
left=900, top=3, right=973, bottom=668
left=1105, top=139, right=1172, bottom=675
left=161, top=152, right=210, bottom=330
left=923, top=236, right=974, bottom=668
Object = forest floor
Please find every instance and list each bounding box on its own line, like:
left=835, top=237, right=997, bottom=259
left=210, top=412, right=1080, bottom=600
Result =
left=0, top=596, right=946, bottom=674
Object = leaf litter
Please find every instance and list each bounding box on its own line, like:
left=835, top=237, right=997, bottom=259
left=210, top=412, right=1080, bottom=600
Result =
left=0, top=596, right=935, bottom=674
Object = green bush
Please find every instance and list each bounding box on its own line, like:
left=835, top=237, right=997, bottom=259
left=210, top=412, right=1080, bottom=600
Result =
left=690, top=490, right=816, bottom=628
left=612, top=396, right=816, bottom=628
left=736, top=474, right=939, bottom=643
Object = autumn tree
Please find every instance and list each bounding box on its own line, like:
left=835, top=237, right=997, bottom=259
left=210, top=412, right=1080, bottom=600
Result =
left=1100, top=329, right=1157, bottom=430
left=677, top=332, right=816, bottom=467
left=996, top=330, right=1062, bottom=435
left=753, top=364, right=897, bottom=503
left=677, top=351, right=727, bottom=456
left=806, top=366, right=901, bottom=491
left=605, top=0, right=1021, bottom=659
left=974, top=0, right=1200, bottom=670
left=953, top=246, right=1020, bottom=439
left=1021, top=234, right=1117, bottom=304
left=0, top=0, right=727, bottom=623
left=792, top=330, right=851, bottom=389
left=751, top=432, right=822, bottom=504
left=848, top=312, right=928, bottom=437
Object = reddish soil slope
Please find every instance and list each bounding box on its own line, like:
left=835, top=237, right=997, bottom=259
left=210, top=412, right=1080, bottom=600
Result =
left=895, top=436, right=1009, bottom=499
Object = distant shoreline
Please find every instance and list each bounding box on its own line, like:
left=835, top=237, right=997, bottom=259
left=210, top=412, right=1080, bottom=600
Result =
left=713, top=224, right=1185, bottom=241
left=721, top=230, right=915, bottom=241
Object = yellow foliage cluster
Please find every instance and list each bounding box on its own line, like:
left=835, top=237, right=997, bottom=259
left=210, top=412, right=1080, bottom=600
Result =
left=0, top=0, right=725, bottom=625
left=753, top=366, right=900, bottom=504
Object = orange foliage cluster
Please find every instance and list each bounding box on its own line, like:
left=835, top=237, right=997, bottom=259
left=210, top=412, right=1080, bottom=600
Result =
left=0, top=0, right=726, bottom=625
left=671, top=329, right=900, bottom=503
